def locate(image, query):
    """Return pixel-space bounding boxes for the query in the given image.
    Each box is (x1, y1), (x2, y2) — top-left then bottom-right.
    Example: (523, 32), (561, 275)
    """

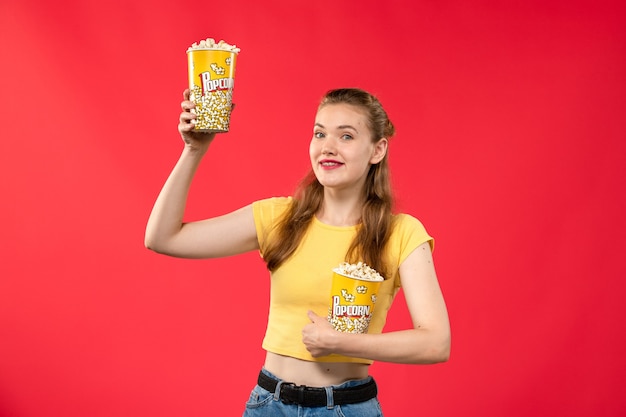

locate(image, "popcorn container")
(328, 270), (383, 334)
(187, 44), (238, 132)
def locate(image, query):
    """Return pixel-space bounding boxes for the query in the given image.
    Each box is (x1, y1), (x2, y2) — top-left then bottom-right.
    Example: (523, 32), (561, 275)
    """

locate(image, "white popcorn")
(187, 38), (240, 53)
(333, 262), (384, 282)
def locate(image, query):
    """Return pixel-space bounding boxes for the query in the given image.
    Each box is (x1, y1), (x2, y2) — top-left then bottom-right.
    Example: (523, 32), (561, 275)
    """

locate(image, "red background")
(1, 0), (625, 416)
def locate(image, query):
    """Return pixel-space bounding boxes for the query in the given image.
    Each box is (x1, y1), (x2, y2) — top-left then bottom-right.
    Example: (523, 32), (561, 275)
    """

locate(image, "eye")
(314, 131), (325, 139)
(341, 133), (353, 140)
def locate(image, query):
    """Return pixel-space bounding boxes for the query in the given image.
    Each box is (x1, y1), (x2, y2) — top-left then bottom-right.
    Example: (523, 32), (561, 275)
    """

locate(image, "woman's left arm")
(302, 242), (451, 364)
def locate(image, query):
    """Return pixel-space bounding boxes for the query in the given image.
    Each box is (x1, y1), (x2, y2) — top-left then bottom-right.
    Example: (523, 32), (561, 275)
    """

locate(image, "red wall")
(1, 0), (625, 416)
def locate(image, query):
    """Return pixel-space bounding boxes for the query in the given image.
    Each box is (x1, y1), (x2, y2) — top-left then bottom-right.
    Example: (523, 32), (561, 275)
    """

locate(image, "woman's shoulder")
(392, 212), (427, 229)
(253, 196), (293, 209)
(391, 212), (434, 250)
(252, 196), (293, 221)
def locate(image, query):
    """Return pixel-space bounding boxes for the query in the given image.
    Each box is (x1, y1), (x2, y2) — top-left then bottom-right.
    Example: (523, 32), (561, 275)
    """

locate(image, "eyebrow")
(314, 123), (358, 133)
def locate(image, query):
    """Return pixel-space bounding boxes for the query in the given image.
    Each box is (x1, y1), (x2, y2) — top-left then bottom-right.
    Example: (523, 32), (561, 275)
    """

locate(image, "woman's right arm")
(144, 89), (259, 259)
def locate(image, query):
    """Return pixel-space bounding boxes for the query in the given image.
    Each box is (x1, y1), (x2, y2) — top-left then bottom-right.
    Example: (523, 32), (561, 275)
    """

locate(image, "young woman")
(145, 88), (450, 416)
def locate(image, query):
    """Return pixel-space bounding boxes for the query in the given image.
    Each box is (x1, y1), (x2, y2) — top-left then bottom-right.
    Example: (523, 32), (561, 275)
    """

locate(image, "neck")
(317, 190), (364, 226)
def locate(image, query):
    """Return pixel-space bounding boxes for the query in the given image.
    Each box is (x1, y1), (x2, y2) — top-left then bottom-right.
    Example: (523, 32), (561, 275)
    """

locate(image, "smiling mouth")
(320, 160), (343, 167)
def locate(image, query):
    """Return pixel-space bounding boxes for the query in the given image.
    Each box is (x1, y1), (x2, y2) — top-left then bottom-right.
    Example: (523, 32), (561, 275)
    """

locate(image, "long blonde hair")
(263, 88), (396, 278)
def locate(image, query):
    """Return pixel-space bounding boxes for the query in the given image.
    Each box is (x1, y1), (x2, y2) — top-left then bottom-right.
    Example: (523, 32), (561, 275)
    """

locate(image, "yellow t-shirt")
(252, 197), (434, 364)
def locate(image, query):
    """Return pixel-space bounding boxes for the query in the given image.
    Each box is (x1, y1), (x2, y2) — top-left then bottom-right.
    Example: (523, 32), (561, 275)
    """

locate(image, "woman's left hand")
(302, 311), (338, 357)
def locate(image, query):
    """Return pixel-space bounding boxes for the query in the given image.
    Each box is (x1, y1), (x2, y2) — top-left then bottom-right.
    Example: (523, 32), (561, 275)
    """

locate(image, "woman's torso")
(263, 351), (370, 386)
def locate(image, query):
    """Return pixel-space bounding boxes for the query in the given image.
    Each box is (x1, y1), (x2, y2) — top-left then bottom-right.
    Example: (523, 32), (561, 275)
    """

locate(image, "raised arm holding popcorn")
(145, 55), (450, 414)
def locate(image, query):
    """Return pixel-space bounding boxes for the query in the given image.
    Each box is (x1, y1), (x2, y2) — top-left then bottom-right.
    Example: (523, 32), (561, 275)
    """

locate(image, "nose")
(321, 137), (337, 156)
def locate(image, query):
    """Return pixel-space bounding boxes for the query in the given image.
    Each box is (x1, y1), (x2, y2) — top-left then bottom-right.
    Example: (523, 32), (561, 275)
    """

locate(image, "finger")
(183, 88), (190, 100)
(180, 111), (196, 124)
(180, 108), (196, 119)
(307, 310), (319, 322)
(181, 100), (196, 112)
(179, 114), (196, 132)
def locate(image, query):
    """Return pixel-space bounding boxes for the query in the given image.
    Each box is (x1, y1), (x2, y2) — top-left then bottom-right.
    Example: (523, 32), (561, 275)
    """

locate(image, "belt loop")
(273, 380), (284, 402)
(324, 386), (334, 409)
(297, 385), (306, 405)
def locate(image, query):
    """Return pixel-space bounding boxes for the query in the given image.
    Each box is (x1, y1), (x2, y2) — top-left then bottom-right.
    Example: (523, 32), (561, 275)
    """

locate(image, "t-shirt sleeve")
(393, 213), (435, 267)
(252, 196), (292, 256)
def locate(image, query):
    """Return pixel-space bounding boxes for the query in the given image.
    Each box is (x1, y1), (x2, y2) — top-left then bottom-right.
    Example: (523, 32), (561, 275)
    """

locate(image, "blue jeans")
(242, 369), (384, 417)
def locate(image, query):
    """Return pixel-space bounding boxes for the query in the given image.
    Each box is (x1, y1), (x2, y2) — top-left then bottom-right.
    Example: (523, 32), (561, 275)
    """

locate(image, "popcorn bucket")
(328, 270), (383, 333)
(187, 42), (238, 132)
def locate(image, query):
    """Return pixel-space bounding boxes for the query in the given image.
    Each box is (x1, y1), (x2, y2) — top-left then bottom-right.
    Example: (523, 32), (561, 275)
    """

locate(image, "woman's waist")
(263, 351), (370, 387)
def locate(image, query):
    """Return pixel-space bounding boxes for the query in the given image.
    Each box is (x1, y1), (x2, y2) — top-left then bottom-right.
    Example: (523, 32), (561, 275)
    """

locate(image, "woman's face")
(310, 103), (387, 193)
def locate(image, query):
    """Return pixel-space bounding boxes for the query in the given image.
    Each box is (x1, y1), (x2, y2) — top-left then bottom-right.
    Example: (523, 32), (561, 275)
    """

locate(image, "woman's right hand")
(178, 89), (216, 151)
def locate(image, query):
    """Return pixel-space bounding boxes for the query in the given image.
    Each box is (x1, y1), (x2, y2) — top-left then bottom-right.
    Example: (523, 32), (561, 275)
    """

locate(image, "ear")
(370, 138), (388, 164)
